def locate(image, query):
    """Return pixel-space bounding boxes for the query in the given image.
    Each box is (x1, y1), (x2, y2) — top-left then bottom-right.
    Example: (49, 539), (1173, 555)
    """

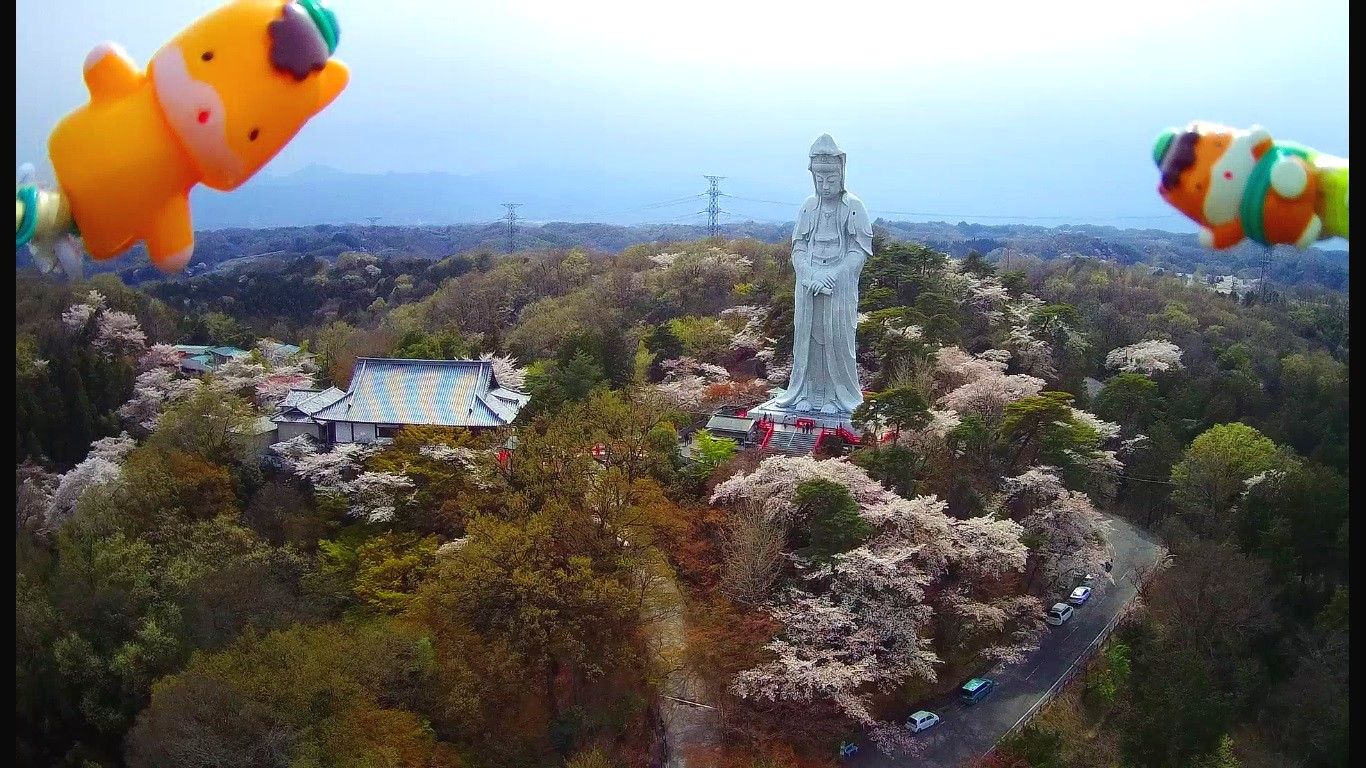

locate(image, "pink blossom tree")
(716, 457), (1040, 750)
(481, 352), (529, 391)
(93, 310), (147, 356)
(999, 468), (1111, 593)
(45, 433), (137, 529)
(1105, 339), (1184, 374)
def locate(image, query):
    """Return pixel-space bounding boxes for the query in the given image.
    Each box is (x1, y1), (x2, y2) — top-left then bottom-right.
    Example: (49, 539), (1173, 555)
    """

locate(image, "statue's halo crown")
(808, 133), (844, 159)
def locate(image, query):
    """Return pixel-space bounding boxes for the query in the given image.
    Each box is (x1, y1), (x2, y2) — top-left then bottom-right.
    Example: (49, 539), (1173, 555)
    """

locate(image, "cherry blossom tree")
(94, 310), (147, 356)
(481, 352), (528, 390)
(716, 457), (1040, 748)
(720, 305), (768, 351)
(287, 441), (374, 496)
(271, 438), (410, 522)
(61, 290), (104, 331)
(118, 368), (203, 435)
(343, 471), (416, 523)
(1105, 339), (1185, 375)
(46, 433), (137, 529)
(137, 343), (183, 372)
(213, 355), (319, 409)
(61, 290), (147, 357)
(999, 468), (1111, 593)
(939, 371), (1046, 420)
(655, 356), (733, 411)
(932, 346), (1007, 394)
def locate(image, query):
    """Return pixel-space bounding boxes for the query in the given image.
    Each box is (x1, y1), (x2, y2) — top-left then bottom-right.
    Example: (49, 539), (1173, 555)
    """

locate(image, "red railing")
(758, 418), (776, 449)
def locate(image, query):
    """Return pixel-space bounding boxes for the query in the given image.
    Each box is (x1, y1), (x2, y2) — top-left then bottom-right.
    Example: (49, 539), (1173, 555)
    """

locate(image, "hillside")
(17, 219), (1350, 292)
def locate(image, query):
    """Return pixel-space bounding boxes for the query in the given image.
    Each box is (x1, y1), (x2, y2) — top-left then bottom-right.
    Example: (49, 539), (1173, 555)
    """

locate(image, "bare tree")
(720, 497), (786, 605)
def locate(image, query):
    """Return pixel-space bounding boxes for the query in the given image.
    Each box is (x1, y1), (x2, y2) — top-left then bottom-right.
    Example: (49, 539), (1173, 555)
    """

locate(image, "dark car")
(960, 677), (995, 705)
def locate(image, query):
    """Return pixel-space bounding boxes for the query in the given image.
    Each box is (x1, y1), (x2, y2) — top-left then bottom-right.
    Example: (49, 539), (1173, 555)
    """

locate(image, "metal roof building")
(271, 359), (529, 445)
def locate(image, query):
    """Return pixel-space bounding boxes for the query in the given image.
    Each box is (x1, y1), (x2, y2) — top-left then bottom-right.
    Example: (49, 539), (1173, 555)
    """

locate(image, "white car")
(906, 710), (940, 733)
(1046, 603), (1074, 626)
(1069, 586), (1093, 606)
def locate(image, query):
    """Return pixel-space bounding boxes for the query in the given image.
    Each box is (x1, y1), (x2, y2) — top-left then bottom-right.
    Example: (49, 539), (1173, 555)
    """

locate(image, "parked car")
(1046, 603), (1075, 626)
(906, 710), (941, 733)
(1069, 586), (1093, 605)
(959, 677), (996, 705)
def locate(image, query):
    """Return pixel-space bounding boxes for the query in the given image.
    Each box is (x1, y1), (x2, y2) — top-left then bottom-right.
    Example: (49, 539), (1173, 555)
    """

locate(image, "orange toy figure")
(17, 0), (347, 275)
(1153, 121), (1348, 250)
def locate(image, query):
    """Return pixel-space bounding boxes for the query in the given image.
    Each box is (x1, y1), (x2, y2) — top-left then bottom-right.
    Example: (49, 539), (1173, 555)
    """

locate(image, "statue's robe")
(774, 191), (871, 413)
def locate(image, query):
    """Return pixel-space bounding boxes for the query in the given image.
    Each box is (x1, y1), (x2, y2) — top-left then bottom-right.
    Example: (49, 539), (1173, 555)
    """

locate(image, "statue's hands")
(820, 273), (836, 292)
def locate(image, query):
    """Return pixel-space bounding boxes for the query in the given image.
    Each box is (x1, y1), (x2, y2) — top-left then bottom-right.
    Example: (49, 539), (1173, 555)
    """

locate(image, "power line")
(500, 203), (521, 253)
(704, 175), (726, 238)
(720, 192), (1185, 223)
(721, 193), (802, 207)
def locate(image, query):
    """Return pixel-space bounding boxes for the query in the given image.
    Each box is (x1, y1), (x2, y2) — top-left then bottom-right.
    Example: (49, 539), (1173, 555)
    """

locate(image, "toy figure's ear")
(315, 59), (348, 111)
(1248, 125), (1272, 158)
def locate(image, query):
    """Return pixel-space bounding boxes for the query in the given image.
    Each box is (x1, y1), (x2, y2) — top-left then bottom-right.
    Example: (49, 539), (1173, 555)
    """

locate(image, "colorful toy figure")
(1153, 121), (1348, 250)
(15, 0), (348, 276)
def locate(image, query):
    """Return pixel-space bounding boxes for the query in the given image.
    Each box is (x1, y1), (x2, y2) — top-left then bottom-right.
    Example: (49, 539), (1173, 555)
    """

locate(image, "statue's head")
(808, 134), (846, 202)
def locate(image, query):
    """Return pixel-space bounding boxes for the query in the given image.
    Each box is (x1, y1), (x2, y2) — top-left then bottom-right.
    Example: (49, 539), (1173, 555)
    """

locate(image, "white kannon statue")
(773, 134), (871, 415)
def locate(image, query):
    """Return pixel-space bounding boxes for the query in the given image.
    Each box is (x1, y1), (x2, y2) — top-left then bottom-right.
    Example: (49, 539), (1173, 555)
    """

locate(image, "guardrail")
(984, 549), (1171, 758)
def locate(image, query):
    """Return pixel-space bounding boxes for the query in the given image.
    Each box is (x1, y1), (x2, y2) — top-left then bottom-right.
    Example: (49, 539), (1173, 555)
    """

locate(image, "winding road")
(844, 513), (1166, 768)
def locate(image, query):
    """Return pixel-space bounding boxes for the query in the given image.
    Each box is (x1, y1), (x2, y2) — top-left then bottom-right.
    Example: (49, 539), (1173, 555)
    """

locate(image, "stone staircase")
(764, 427), (819, 456)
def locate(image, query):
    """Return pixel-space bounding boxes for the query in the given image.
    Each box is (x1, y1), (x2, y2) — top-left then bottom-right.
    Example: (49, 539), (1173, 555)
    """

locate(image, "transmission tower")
(703, 176), (725, 238)
(1259, 246), (1273, 303)
(501, 203), (521, 253)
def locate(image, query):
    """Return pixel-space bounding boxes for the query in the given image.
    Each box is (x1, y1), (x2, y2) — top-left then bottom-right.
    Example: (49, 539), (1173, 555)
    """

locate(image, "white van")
(1046, 603), (1074, 626)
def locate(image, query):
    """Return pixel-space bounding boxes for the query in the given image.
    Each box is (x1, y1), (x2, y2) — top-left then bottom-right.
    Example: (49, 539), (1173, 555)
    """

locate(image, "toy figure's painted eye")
(1223, 171), (1232, 180)
(202, 51), (214, 61)
(249, 128), (260, 141)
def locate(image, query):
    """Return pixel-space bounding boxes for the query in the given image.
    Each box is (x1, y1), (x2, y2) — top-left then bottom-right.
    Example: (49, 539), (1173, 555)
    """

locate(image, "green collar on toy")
(16, 185), (39, 248)
(1240, 142), (1310, 247)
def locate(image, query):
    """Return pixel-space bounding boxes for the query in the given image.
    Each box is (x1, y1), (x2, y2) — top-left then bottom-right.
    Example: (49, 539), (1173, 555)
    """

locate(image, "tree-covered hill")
(19, 219), (1347, 292)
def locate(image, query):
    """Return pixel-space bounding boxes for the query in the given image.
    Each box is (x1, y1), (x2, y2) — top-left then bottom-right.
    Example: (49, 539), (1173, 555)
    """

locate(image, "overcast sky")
(15, 0), (1350, 232)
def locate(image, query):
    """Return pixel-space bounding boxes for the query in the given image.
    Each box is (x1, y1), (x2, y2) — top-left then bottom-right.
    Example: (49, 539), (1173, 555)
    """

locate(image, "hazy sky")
(15, 0), (1350, 232)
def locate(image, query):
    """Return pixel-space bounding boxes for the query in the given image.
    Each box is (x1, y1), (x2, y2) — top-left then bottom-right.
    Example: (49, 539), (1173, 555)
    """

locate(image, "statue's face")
(812, 162), (842, 200)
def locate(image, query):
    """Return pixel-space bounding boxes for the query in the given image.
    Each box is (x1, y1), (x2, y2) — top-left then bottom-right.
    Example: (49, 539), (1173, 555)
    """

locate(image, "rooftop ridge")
(352, 357), (491, 366)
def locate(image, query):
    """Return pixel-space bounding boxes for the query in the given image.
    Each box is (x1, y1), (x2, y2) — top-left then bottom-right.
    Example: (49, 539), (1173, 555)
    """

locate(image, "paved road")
(844, 513), (1165, 768)
(649, 554), (720, 767)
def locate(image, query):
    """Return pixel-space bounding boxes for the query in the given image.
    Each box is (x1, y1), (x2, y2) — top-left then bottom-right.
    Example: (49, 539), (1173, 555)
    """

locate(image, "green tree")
(1236, 459), (1348, 618)
(686, 429), (737, 485)
(525, 352), (607, 417)
(1170, 423), (1278, 537)
(852, 386), (930, 439)
(421, 513), (641, 726)
(794, 479), (870, 562)
(669, 316), (733, 363)
(999, 391), (1100, 477)
(961, 250), (994, 278)
(849, 443), (921, 498)
(391, 327), (471, 360)
(316, 527), (440, 614)
(145, 386), (258, 467)
(1092, 372), (1162, 431)
(125, 621), (458, 768)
